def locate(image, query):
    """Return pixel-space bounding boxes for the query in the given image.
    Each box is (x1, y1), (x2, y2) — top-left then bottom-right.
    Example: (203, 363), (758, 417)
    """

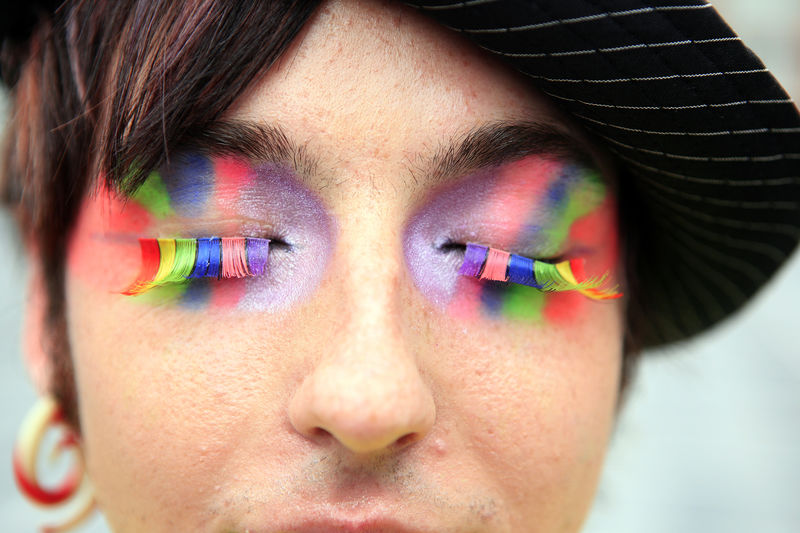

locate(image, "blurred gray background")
(1, 1), (798, 531)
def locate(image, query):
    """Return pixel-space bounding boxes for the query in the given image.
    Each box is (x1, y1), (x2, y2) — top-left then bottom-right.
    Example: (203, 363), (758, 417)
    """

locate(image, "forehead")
(226, 0), (577, 176)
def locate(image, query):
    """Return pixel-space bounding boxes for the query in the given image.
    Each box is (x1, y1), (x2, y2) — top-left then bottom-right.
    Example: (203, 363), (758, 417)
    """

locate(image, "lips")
(235, 498), (451, 533)
(243, 511), (429, 533)
(259, 517), (424, 533)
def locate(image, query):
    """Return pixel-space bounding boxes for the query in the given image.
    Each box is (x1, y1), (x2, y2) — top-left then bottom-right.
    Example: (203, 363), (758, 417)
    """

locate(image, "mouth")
(221, 459), (499, 533)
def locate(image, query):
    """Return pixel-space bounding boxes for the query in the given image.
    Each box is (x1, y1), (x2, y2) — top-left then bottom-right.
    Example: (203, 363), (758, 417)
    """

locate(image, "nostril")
(393, 432), (420, 449)
(309, 426), (334, 442)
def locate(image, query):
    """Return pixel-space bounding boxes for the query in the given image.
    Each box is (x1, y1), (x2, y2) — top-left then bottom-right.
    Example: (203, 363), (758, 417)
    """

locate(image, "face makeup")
(59, 3), (626, 530)
(160, 153), (215, 216)
(403, 154), (618, 323)
(67, 153), (335, 312)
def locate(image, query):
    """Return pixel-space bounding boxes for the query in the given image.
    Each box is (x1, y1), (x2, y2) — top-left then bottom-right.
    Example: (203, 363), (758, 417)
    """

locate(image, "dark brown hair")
(2, 0), (641, 428)
(1, 0), (322, 427)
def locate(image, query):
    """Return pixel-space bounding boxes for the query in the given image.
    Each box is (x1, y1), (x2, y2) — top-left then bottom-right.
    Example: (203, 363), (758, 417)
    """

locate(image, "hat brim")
(412, 0), (800, 347)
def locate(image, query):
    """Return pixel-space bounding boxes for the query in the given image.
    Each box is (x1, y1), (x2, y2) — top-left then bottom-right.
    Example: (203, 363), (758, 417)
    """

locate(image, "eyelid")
(458, 242), (621, 300)
(157, 217), (283, 240)
(122, 237), (270, 296)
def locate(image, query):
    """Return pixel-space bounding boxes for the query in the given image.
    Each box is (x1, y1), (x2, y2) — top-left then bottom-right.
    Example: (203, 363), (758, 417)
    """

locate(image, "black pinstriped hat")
(410, 0), (800, 347)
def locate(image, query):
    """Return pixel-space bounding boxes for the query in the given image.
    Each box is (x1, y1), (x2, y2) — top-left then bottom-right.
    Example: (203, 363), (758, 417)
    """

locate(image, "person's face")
(51, 0), (623, 531)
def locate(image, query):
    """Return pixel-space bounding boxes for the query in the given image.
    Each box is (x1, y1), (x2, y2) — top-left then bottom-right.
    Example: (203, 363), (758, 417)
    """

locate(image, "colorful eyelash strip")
(458, 243), (621, 300)
(123, 237), (270, 295)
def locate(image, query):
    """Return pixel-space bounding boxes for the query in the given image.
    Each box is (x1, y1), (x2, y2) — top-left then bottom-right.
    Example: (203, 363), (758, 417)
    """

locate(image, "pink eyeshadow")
(209, 278), (247, 309)
(484, 157), (561, 248)
(447, 277), (484, 320)
(214, 156), (254, 215)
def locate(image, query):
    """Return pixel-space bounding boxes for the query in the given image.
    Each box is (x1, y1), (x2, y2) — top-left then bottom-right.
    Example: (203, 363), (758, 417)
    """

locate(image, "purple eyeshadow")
(403, 168), (498, 307)
(235, 163), (335, 312)
(137, 154), (334, 312)
(403, 158), (593, 311)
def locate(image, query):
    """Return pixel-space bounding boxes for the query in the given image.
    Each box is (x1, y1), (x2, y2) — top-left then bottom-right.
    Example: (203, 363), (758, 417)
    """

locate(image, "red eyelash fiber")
(121, 239), (160, 295)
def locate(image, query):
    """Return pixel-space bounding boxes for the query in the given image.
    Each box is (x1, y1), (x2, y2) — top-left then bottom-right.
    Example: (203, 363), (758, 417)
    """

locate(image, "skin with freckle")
(57, 1), (622, 531)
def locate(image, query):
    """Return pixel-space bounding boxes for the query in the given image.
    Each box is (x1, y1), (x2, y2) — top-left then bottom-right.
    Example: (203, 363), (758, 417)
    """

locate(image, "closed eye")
(122, 237), (272, 296)
(438, 239), (564, 264)
(457, 242), (621, 300)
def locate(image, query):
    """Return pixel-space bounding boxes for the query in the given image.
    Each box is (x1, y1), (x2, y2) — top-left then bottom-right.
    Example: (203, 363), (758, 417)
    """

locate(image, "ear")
(23, 263), (54, 396)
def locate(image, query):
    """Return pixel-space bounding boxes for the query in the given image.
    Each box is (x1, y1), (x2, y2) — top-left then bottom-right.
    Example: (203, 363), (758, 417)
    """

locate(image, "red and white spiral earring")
(13, 397), (96, 533)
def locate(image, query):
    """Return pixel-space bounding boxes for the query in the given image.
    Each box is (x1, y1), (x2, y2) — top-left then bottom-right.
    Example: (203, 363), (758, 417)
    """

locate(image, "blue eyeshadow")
(180, 279), (211, 309)
(479, 282), (506, 316)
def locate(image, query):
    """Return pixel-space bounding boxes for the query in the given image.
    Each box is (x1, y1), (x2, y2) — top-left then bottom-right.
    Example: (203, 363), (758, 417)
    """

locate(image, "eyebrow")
(177, 121), (320, 178)
(177, 119), (595, 186)
(419, 121), (597, 184)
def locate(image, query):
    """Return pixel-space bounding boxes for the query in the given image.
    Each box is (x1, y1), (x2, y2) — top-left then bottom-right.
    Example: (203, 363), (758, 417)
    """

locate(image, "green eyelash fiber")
(159, 238), (197, 284)
(533, 261), (565, 291)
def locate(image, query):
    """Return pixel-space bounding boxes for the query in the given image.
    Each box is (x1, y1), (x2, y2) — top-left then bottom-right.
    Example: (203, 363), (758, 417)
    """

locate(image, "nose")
(288, 248), (436, 455)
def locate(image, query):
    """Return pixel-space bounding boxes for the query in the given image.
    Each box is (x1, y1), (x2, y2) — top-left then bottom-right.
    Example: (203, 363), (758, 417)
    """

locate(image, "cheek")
(65, 278), (304, 525)
(425, 298), (622, 528)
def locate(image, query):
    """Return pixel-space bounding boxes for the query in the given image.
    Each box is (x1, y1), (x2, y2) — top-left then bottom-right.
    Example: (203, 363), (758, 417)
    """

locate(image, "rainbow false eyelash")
(123, 237), (270, 296)
(458, 243), (621, 300)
